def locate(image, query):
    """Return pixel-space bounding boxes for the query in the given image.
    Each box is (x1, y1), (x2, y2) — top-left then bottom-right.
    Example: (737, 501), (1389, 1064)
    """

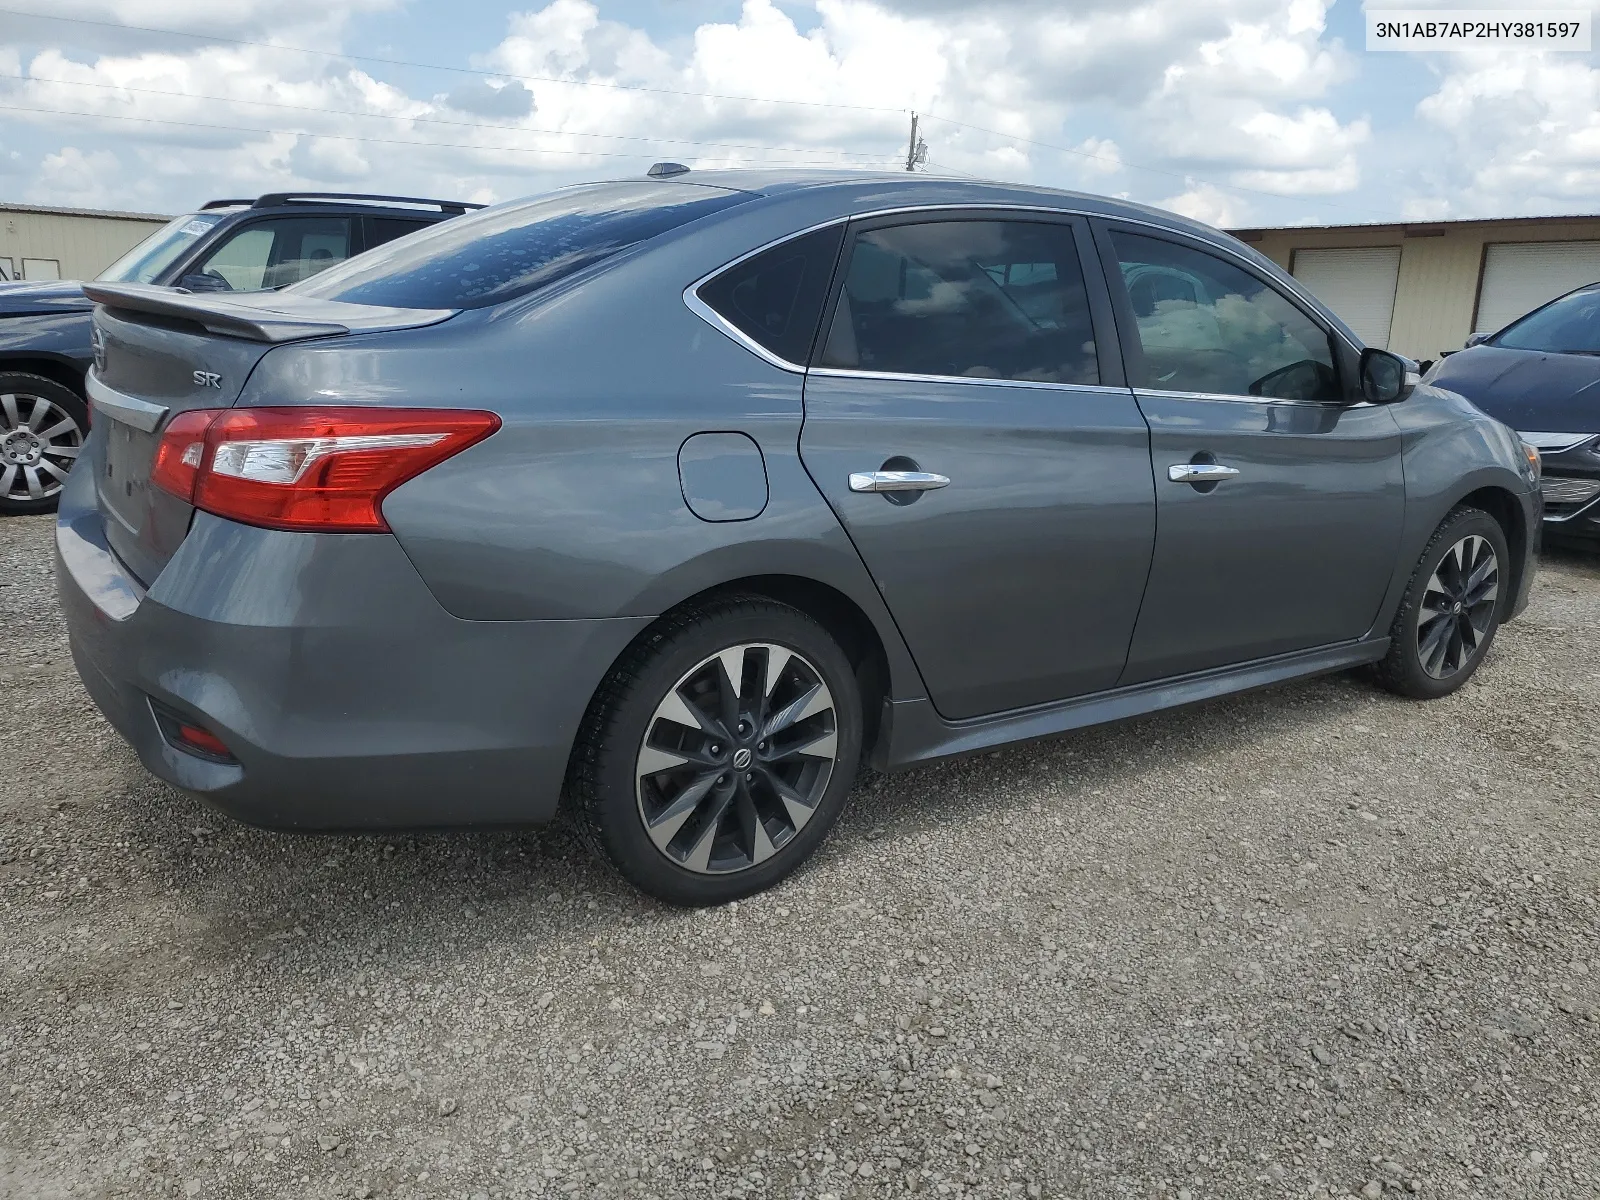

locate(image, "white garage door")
(1476, 241), (1600, 335)
(1291, 246), (1401, 349)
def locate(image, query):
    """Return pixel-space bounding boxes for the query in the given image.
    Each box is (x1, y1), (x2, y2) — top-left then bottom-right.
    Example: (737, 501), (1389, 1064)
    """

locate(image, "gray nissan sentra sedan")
(56, 169), (1540, 905)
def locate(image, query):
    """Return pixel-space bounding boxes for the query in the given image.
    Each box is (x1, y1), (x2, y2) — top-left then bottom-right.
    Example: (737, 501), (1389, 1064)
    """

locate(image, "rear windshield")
(290, 182), (752, 310)
(1493, 283), (1600, 355)
(97, 212), (227, 285)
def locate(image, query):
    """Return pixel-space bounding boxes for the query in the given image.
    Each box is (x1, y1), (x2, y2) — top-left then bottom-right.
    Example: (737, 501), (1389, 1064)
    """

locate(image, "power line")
(920, 160), (984, 181)
(917, 112), (1404, 220)
(0, 71), (896, 160)
(0, 101), (903, 169)
(0, 6), (911, 115)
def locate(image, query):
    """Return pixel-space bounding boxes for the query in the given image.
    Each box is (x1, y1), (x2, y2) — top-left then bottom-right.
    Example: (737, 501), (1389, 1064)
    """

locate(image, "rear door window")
(696, 225), (845, 366)
(817, 219), (1100, 384)
(292, 183), (752, 310)
(366, 217), (437, 251)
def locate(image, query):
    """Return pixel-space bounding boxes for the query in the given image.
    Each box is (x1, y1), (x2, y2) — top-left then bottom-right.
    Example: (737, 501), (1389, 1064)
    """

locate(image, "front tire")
(1374, 506), (1508, 699)
(569, 596), (863, 906)
(0, 372), (88, 515)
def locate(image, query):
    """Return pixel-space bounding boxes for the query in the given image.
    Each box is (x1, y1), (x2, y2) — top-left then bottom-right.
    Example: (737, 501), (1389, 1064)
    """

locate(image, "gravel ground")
(1, 511), (1597, 1200)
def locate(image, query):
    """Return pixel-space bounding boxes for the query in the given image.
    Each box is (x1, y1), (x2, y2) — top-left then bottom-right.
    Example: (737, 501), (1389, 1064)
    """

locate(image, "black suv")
(0, 192), (480, 513)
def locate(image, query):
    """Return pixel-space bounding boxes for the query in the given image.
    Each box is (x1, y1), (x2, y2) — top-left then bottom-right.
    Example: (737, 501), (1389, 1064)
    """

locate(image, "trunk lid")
(82, 283), (454, 585)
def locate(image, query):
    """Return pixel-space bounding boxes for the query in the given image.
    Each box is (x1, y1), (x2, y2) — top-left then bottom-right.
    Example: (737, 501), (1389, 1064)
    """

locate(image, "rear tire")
(0, 372), (88, 515)
(569, 595), (862, 906)
(1374, 506), (1507, 699)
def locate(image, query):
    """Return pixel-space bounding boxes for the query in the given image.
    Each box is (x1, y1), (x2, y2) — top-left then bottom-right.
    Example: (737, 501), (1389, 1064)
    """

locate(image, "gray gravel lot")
(1, 511), (1597, 1200)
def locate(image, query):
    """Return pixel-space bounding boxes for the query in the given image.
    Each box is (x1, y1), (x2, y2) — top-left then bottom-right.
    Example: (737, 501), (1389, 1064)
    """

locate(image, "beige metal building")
(0, 202), (171, 284)
(1230, 215), (1600, 362)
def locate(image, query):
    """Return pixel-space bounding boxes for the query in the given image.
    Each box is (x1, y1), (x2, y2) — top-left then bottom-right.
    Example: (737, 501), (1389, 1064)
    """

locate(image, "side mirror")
(1464, 332), (1490, 349)
(1359, 347), (1415, 405)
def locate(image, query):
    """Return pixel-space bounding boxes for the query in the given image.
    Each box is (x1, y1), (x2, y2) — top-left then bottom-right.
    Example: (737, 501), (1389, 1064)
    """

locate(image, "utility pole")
(904, 112), (927, 172)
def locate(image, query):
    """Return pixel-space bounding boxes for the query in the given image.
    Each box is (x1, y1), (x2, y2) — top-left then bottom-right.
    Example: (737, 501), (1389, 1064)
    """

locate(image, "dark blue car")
(0, 192), (478, 514)
(1426, 282), (1600, 543)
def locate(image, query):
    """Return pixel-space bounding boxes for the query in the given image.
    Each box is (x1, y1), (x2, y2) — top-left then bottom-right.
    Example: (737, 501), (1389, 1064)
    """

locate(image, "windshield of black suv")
(97, 212), (228, 284)
(290, 182), (752, 310)
(1493, 283), (1600, 355)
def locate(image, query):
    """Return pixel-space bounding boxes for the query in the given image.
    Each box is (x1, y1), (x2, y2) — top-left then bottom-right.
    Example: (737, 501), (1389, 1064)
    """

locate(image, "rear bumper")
(55, 469), (649, 831)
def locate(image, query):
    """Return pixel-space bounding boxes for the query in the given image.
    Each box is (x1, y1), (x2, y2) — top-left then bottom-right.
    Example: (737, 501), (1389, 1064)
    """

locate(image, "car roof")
(604, 168), (1348, 348)
(627, 169), (1230, 244)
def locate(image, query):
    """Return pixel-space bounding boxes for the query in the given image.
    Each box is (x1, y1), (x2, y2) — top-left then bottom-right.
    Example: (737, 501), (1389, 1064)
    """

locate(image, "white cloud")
(1072, 137), (1123, 175)
(0, 0), (1574, 227)
(1159, 182), (1249, 227)
(1411, 54), (1600, 217)
(28, 146), (124, 208)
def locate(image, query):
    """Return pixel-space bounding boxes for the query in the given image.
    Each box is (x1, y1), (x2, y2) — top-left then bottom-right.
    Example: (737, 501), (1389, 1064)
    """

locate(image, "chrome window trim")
(1133, 386), (1371, 410)
(809, 366), (1128, 395)
(682, 200), (1359, 379)
(85, 371), (170, 432)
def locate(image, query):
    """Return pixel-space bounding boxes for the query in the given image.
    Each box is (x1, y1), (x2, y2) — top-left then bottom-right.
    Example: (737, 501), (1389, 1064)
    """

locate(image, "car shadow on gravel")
(68, 663), (1391, 970)
(1539, 543), (1600, 576)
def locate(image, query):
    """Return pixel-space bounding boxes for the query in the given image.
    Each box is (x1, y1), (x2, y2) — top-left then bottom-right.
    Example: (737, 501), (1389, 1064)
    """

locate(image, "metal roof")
(1228, 213), (1600, 236)
(0, 200), (172, 222)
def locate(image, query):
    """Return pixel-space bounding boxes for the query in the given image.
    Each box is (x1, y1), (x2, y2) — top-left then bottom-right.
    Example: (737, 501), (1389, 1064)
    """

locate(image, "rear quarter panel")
(236, 199), (929, 701)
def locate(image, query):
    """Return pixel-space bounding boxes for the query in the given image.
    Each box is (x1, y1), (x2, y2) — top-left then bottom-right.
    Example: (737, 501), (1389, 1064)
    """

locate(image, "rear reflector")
(150, 700), (238, 764)
(176, 723), (234, 761)
(151, 406), (499, 532)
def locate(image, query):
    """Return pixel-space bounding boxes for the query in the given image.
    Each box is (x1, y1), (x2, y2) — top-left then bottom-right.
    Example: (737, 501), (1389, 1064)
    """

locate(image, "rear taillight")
(151, 407), (499, 532)
(150, 409), (223, 500)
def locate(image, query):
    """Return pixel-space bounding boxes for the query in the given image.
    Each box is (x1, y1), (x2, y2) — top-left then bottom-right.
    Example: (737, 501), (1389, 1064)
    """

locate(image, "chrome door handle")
(849, 470), (951, 493)
(1167, 463), (1241, 483)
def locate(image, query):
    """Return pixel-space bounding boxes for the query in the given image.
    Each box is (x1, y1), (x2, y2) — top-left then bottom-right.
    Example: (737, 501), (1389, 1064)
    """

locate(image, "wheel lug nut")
(744, 772), (753, 782)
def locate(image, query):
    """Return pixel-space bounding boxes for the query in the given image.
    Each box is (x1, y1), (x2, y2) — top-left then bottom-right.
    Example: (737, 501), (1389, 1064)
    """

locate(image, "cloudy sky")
(0, 0), (1594, 228)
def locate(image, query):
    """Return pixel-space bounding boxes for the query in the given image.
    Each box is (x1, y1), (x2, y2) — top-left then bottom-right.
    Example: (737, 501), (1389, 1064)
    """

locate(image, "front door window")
(1111, 231), (1340, 402)
(189, 217), (354, 292)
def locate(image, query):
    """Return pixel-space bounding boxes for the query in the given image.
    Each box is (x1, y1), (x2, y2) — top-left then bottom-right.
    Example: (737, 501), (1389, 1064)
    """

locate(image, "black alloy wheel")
(636, 642), (839, 874)
(1416, 533), (1499, 680)
(1375, 506), (1509, 699)
(570, 595), (862, 905)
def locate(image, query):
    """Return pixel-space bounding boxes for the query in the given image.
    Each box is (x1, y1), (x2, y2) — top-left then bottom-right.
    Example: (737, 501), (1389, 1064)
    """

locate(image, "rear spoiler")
(80, 282), (453, 344)
(82, 282), (349, 343)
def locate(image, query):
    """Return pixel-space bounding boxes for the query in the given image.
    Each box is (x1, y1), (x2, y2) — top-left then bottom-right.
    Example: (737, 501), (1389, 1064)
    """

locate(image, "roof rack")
(200, 199), (254, 210)
(250, 192), (486, 215)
